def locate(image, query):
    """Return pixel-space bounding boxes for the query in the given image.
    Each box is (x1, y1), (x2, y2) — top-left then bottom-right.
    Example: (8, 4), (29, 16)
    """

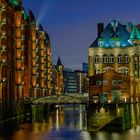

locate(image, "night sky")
(22, 0), (140, 70)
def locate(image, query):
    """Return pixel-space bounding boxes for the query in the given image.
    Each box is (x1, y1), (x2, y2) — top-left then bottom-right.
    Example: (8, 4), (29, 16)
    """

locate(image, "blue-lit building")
(82, 62), (88, 73)
(63, 68), (77, 93)
(88, 19), (140, 103)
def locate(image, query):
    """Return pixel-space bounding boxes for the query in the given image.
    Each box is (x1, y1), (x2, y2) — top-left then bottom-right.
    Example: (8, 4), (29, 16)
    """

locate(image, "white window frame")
(109, 54), (114, 63)
(103, 55), (108, 63)
(124, 55), (129, 63)
(118, 55), (122, 63)
(94, 55), (100, 63)
(96, 80), (101, 86)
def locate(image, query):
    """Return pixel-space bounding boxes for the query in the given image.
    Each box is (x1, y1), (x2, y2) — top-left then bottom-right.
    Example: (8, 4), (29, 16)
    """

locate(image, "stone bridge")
(30, 94), (88, 105)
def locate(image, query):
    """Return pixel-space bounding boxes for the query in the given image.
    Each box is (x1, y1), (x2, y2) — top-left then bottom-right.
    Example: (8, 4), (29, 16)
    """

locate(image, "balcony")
(0, 45), (6, 53)
(0, 4), (6, 12)
(21, 56), (25, 61)
(0, 32), (6, 40)
(21, 35), (25, 41)
(21, 24), (25, 30)
(2, 77), (7, 86)
(22, 67), (25, 71)
(0, 18), (6, 27)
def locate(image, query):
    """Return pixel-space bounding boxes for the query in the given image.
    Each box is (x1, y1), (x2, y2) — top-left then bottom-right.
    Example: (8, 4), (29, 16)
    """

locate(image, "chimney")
(97, 23), (104, 37)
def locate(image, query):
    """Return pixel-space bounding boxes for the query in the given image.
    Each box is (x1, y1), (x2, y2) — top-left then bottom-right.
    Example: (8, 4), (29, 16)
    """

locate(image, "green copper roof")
(22, 10), (28, 20)
(110, 37), (121, 41)
(10, 0), (19, 6)
(130, 25), (140, 39)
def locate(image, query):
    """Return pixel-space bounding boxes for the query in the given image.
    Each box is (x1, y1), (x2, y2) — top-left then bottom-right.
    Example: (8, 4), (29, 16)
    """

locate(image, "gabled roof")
(89, 37), (99, 48)
(90, 20), (132, 48)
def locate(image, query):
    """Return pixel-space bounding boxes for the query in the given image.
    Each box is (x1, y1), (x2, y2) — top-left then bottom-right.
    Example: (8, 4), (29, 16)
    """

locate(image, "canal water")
(0, 103), (140, 140)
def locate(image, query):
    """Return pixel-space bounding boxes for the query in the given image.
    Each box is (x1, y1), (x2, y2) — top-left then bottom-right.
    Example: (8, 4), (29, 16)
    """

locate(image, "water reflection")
(0, 103), (140, 140)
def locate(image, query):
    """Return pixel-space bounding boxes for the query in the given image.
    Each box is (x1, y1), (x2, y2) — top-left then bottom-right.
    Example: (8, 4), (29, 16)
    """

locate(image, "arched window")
(103, 67), (114, 73)
(124, 54), (129, 63)
(109, 54), (114, 63)
(118, 54), (122, 63)
(94, 55), (100, 63)
(117, 66), (129, 75)
(102, 54), (108, 63)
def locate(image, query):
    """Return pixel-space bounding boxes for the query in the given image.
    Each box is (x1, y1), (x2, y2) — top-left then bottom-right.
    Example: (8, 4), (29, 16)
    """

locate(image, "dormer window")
(98, 41), (104, 47)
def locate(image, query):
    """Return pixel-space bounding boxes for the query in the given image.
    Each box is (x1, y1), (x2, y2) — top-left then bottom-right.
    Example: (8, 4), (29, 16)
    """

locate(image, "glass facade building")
(63, 68), (77, 93)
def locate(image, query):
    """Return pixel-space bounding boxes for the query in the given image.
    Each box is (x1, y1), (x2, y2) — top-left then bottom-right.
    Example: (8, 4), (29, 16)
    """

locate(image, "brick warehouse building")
(0, 0), (51, 119)
(88, 20), (140, 103)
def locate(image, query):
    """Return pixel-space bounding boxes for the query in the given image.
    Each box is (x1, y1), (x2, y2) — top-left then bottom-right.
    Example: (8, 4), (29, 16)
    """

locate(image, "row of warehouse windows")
(94, 54), (130, 64)
(96, 80), (123, 86)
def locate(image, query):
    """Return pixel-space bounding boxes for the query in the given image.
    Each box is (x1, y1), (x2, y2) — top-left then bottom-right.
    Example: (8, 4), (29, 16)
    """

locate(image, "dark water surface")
(0, 104), (140, 140)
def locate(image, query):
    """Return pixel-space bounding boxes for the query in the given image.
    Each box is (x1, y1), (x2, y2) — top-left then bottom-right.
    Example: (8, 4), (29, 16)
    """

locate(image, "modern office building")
(74, 70), (88, 94)
(63, 68), (77, 94)
(82, 62), (88, 73)
(88, 20), (140, 103)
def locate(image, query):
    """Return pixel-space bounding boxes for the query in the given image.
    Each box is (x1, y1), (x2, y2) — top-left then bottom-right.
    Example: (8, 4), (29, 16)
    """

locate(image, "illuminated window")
(102, 80), (108, 85)
(98, 41), (104, 47)
(102, 54), (108, 63)
(103, 67), (114, 73)
(109, 54), (114, 63)
(118, 54), (122, 63)
(112, 80), (122, 85)
(117, 67), (129, 75)
(124, 55), (129, 63)
(115, 41), (120, 47)
(96, 81), (101, 86)
(94, 55), (100, 63)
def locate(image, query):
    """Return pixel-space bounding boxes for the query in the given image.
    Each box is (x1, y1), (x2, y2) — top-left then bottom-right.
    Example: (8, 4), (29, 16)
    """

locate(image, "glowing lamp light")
(2, 45), (6, 52)
(108, 100), (111, 103)
(17, 61), (22, 69)
(22, 67), (25, 71)
(124, 98), (127, 103)
(2, 77), (6, 83)
(2, 58), (6, 64)
(17, 50), (21, 58)
(22, 82), (25, 86)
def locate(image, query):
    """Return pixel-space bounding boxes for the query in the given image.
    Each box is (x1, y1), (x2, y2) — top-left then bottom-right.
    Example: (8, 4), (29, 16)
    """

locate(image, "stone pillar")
(88, 56), (94, 77)
(129, 55), (134, 77)
(99, 57), (103, 73)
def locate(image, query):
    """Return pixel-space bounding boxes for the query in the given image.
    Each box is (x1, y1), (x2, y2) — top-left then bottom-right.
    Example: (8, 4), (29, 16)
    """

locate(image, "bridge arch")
(31, 95), (84, 104)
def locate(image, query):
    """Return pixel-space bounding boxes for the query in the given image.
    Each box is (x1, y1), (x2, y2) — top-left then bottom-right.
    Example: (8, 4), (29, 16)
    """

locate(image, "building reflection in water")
(88, 103), (140, 132)
(0, 104), (140, 140)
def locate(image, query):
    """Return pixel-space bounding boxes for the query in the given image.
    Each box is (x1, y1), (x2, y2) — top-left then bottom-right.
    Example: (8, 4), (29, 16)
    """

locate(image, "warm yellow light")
(17, 61), (22, 69)
(16, 50), (21, 58)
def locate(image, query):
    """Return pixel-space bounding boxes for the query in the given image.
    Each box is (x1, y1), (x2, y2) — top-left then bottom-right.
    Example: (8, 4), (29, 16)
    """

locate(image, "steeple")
(57, 57), (63, 67)
(130, 24), (140, 40)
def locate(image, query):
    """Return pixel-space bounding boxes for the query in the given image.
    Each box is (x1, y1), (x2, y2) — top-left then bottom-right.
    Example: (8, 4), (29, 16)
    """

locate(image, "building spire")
(130, 24), (140, 40)
(57, 56), (63, 67)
